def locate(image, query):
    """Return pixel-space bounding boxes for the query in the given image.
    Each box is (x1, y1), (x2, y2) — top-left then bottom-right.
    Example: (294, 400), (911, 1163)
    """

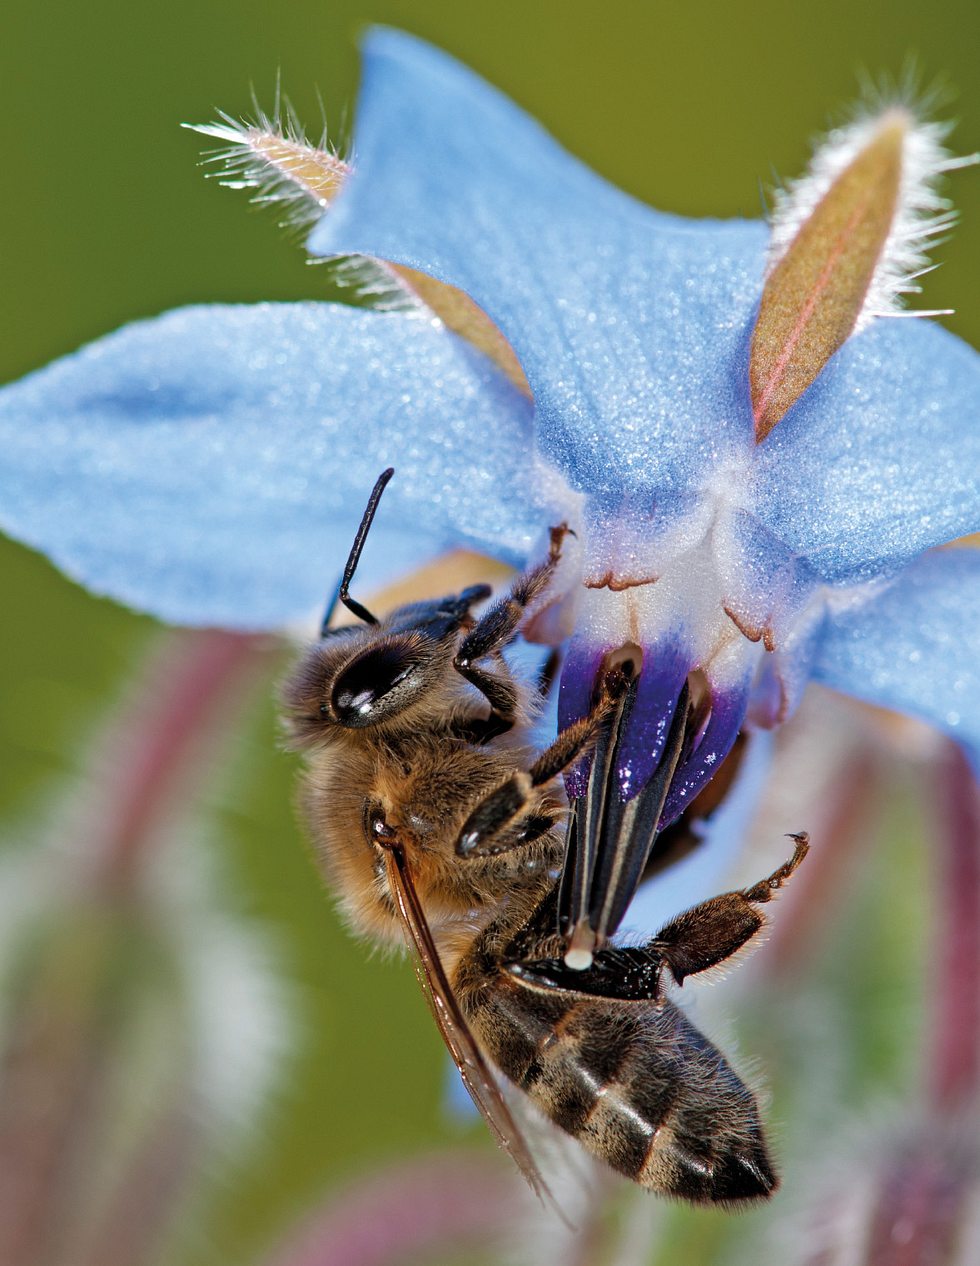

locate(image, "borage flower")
(1, 31), (978, 878)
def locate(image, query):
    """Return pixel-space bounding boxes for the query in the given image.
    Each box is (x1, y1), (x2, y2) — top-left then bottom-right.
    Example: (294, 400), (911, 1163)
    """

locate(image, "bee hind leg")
(653, 831), (809, 986)
(508, 833), (810, 999)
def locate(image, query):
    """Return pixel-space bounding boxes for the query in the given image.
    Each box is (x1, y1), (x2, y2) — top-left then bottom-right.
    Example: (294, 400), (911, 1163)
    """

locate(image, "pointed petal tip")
(192, 82), (529, 391)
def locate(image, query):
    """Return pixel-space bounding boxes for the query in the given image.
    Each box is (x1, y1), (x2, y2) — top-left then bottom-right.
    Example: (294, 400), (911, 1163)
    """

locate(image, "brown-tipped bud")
(190, 115), (350, 222)
(751, 112), (906, 441)
(750, 106), (965, 442)
(242, 130), (348, 205)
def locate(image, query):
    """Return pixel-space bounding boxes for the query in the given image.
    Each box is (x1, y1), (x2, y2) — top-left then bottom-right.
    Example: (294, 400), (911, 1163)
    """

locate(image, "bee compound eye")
(332, 643), (420, 726)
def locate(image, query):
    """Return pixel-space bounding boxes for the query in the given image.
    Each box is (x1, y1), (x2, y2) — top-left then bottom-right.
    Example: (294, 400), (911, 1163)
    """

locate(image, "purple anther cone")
(662, 677), (752, 825)
(618, 645), (692, 803)
(559, 638), (749, 829)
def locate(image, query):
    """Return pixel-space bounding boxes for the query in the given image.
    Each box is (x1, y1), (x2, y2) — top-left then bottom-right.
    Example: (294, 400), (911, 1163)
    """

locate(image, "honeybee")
(283, 469), (808, 1205)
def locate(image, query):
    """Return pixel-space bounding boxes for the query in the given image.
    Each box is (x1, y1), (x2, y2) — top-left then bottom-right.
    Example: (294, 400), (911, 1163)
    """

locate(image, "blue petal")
(310, 29), (769, 505)
(753, 319), (980, 583)
(721, 510), (821, 647)
(0, 303), (565, 628)
(813, 548), (980, 764)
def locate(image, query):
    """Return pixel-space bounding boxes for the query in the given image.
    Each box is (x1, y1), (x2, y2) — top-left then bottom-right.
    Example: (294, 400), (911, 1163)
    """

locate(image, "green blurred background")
(2, 1), (978, 1262)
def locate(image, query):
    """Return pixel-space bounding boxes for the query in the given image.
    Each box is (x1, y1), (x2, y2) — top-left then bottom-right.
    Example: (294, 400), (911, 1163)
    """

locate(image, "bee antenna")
(320, 467), (395, 636)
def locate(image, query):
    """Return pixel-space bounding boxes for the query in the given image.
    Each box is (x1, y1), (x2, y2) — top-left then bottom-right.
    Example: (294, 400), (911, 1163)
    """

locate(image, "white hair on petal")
(767, 95), (977, 331)
(184, 95), (422, 311)
(185, 84), (344, 229)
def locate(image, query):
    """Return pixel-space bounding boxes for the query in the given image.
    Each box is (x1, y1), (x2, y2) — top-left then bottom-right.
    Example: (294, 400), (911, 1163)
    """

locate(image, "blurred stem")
(761, 750), (880, 981)
(0, 920), (118, 1266)
(863, 1141), (969, 1266)
(77, 1098), (198, 1266)
(92, 627), (272, 888)
(0, 627), (275, 1266)
(262, 1151), (523, 1266)
(607, 1193), (659, 1266)
(930, 742), (980, 1112)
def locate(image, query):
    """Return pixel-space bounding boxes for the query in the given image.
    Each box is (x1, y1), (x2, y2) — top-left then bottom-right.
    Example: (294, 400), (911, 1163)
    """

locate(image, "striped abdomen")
(464, 973), (776, 1203)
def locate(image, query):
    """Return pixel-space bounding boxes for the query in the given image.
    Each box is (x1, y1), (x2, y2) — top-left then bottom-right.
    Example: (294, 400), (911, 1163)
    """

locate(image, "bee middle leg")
(455, 665), (631, 859)
(507, 833), (810, 1000)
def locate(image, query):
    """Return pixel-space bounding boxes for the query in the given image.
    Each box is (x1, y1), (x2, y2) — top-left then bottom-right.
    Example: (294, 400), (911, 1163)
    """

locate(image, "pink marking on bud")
(751, 113), (907, 441)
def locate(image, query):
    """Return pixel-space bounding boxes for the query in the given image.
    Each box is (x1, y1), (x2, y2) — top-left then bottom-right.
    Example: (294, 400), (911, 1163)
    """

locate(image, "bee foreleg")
(454, 762), (570, 858)
(453, 524), (570, 725)
(525, 695), (624, 788)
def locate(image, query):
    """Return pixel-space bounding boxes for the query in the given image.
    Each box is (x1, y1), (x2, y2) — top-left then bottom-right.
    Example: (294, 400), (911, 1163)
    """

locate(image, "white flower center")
(575, 470), (765, 692)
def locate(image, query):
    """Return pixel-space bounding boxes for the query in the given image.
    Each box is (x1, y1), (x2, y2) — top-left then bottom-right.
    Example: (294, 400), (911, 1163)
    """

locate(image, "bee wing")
(382, 844), (552, 1203)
